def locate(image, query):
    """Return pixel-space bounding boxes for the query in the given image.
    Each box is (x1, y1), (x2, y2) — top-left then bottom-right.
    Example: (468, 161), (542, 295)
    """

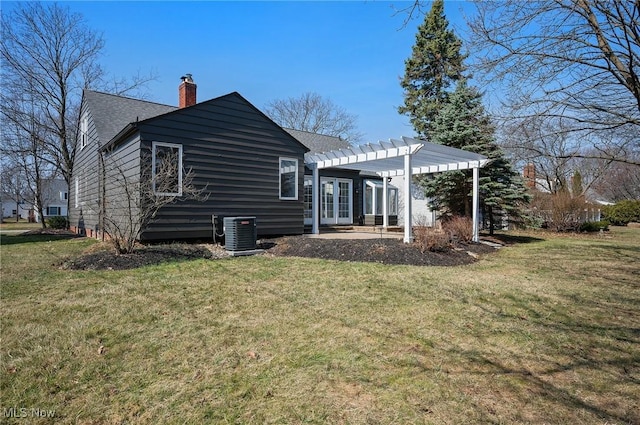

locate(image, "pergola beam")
(304, 137), (489, 243)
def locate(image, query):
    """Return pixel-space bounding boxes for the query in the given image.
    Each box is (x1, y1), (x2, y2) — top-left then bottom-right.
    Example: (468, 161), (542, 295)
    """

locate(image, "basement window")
(152, 142), (183, 196)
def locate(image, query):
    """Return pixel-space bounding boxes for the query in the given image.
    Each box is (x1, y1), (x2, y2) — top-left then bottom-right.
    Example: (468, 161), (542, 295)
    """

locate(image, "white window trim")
(364, 179), (398, 216)
(80, 115), (88, 150)
(74, 176), (79, 208)
(47, 206), (61, 216)
(152, 141), (183, 196)
(303, 176), (313, 225)
(319, 177), (353, 225)
(279, 157), (299, 200)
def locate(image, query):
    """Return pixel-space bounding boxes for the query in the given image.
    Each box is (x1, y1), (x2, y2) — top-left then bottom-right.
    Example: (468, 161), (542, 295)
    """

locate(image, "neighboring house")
(523, 163), (557, 193)
(34, 178), (69, 222)
(523, 163), (604, 222)
(70, 77), (309, 240)
(1, 191), (32, 220)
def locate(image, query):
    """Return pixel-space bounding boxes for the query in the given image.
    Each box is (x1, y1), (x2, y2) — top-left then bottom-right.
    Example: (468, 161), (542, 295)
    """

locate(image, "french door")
(303, 177), (353, 226)
(321, 178), (352, 225)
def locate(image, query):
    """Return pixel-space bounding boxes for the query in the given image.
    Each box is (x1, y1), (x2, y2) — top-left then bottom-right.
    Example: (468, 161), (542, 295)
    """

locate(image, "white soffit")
(305, 136), (489, 176)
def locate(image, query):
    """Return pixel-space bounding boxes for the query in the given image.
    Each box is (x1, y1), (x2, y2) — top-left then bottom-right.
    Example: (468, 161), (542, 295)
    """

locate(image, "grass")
(0, 220), (41, 231)
(1, 228), (639, 424)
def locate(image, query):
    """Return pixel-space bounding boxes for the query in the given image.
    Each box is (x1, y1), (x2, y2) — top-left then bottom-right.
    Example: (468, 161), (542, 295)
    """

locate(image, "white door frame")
(320, 177), (352, 225)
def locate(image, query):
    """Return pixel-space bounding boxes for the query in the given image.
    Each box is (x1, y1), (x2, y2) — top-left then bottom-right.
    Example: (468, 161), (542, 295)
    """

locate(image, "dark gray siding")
(69, 102), (101, 235)
(102, 136), (142, 237)
(137, 93), (307, 240)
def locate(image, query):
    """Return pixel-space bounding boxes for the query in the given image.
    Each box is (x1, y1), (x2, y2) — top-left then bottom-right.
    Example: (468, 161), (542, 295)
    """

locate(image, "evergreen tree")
(420, 80), (531, 234)
(571, 170), (584, 197)
(398, 0), (465, 138)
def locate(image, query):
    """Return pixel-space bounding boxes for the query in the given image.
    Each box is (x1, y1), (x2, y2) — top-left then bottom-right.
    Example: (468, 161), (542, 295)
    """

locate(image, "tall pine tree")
(420, 79), (531, 234)
(398, 0), (465, 138)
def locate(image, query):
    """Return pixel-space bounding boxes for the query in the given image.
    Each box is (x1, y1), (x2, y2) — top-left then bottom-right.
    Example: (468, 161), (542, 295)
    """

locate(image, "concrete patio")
(303, 226), (404, 240)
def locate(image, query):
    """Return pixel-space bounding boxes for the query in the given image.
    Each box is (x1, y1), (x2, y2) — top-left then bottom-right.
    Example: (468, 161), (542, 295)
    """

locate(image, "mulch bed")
(264, 236), (497, 266)
(16, 228), (502, 270)
(62, 244), (224, 271)
(58, 235), (499, 271)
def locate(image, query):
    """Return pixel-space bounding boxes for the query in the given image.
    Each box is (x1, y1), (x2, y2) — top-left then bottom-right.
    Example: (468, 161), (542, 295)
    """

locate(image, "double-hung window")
(47, 206), (61, 216)
(152, 142), (183, 196)
(279, 157), (298, 200)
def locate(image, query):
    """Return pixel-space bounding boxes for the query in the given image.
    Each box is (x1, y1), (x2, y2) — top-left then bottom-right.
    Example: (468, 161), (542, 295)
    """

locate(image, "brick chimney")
(523, 163), (536, 189)
(179, 74), (196, 108)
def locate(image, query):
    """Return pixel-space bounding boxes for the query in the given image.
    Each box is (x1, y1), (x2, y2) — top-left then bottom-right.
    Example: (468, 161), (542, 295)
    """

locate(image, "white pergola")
(305, 136), (489, 243)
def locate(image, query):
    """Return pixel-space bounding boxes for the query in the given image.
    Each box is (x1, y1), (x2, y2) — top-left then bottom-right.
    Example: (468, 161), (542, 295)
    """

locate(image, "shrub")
(442, 216), (473, 243)
(602, 200), (640, 226)
(528, 190), (585, 232)
(414, 226), (451, 253)
(46, 215), (69, 229)
(579, 221), (609, 232)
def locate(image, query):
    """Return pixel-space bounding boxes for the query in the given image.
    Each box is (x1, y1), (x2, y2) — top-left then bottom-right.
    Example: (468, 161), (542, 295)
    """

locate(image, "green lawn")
(0, 220), (41, 231)
(1, 228), (639, 424)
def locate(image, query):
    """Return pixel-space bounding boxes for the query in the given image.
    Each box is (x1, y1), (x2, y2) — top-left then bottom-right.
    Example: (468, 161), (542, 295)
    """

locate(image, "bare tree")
(1, 2), (104, 188)
(0, 78), (58, 227)
(0, 159), (31, 223)
(264, 92), (364, 143)
(467, 0), (640, 166)
(98, 148), (208, 254)
(1, 2), (155, 197)
(590, 154), (640, 201)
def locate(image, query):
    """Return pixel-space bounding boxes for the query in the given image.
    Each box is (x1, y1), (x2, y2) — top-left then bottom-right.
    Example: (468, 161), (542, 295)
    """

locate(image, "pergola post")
(312, 165), (320, 235)
(403, 153), (412, 243)
(472, 166), (479, 242)
(382, 177), (389, 228)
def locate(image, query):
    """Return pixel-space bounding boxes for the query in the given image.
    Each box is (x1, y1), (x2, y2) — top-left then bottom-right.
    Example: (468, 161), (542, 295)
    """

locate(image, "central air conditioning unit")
(223, 216), (257, 253)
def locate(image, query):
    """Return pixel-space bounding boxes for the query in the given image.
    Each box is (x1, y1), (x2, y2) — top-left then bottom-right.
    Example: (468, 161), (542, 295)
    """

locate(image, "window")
(47, 206), (61, 216)
(364, 179), (398, 215)
(152, 142), (183, 196)
(74, 176), (79, 208)
(80, 114), (88, 149)
(304, 177), (313, 220)
(279, 157), (298, 200)
(60, 191), (68, 201)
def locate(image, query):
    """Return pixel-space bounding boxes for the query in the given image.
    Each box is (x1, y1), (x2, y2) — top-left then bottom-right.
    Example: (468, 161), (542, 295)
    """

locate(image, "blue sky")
(7, 1), (477, 142)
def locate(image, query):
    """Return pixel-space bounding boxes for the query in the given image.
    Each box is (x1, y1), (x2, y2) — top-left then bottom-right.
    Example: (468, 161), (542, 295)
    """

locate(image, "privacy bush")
(527, 190), (585, 232)
(602, 200), (640, 226)
(579, 220), (609, 232)
(46, 215), (69, 229)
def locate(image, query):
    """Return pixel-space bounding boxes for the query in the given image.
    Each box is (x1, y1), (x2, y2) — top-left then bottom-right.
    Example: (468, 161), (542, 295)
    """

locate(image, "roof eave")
(100, 123), (139, 152)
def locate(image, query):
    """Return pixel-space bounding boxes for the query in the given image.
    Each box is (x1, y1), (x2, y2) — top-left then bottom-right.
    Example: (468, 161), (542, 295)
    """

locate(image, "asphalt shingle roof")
(283, 128), (350, 154)
(84, 90), (350, 154)
(83, 90), (177, 145)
